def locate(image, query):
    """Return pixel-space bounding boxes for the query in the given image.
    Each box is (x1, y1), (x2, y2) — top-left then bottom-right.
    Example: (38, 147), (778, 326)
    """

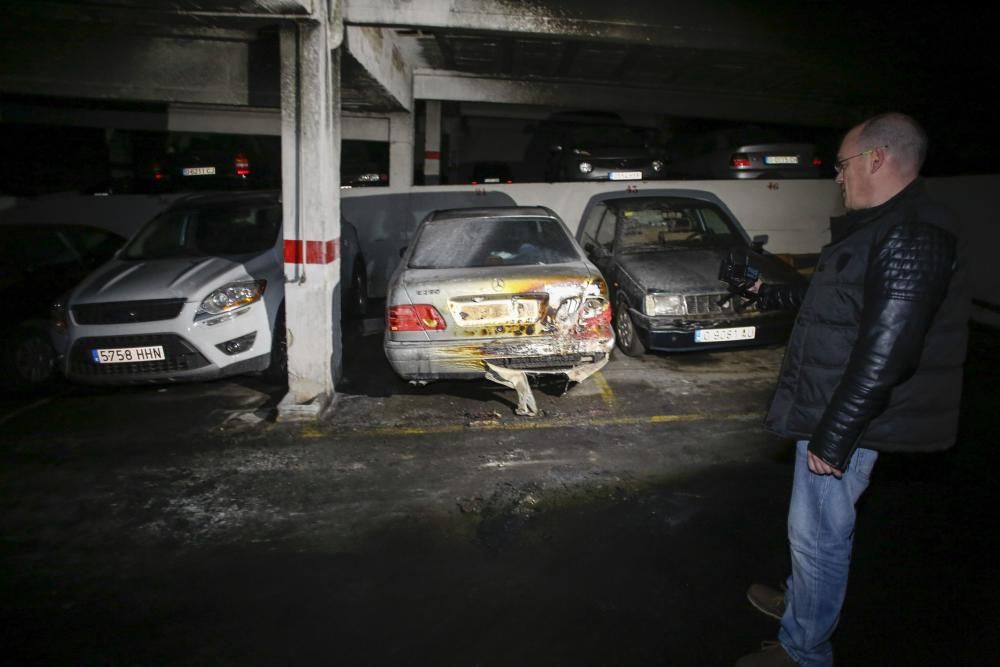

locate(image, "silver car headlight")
(196, 279), (266, 321)
(652, 159), (664, 172)
(644, 293), (687, 316)
(578, 161), (594, 174)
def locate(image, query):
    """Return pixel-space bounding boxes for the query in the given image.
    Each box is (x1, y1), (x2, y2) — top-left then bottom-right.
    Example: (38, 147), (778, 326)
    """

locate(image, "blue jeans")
(778, 440), (879, 666)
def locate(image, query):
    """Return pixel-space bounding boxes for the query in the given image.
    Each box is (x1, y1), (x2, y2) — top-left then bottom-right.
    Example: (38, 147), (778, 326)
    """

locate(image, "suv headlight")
(644, 293), (686, 316)
(50, 297), (68, 333)
(196, 280), (266, 323)
(578, 161), (594, 174)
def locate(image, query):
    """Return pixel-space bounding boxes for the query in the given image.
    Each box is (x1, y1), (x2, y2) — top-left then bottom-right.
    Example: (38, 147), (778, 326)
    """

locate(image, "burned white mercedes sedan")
(383, 206), (614, 415)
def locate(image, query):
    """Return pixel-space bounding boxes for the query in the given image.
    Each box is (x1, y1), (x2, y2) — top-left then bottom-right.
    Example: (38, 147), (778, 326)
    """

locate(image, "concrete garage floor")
(1, 322), (998, 666)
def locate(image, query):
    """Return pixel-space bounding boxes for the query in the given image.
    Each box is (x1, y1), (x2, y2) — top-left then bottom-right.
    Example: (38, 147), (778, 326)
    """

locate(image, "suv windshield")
(410, 217), (580, 269)
(612, 198), (744, 252)
(563, 125), (649, 149)
(122, 203), (281, 260)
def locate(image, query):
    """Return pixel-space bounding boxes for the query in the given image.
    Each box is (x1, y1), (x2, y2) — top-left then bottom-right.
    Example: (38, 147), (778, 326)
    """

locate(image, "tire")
(2, 327), (57, 393)
(345, 260), (368, 319)
(615, 299), (647, 357)
(263, 307), (288, 385)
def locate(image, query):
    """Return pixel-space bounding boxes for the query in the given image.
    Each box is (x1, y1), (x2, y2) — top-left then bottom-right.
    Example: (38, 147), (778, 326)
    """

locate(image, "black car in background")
(471, 161), (513, 184)
(0, 192), (182, 391)
(146, 133), (281, 191)
(526, 111), (669, 183)
(0, 223), (126, 391)
(341, 140), (389, 188)
(576, 189), (805, 355)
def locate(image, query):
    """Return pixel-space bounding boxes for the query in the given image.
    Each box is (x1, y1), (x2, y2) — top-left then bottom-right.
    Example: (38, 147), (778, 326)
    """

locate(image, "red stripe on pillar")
(283, 239), (340, 264)
(283, 239), (302, 264)
(424, 150), (441, 160)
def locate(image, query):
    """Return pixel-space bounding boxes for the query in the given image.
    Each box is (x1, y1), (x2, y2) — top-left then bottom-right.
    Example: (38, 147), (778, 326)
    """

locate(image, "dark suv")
(0, 223), (126, 391)
(526, 111), (669, 183)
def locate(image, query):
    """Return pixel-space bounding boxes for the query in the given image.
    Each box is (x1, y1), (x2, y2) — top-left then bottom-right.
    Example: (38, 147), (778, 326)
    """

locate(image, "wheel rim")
(616, 303), (633, 349)
(14, 336), (55, 384)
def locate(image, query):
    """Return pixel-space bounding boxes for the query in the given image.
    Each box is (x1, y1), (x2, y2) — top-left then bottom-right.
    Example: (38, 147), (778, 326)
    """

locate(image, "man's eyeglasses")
(834, 145), (889, 173)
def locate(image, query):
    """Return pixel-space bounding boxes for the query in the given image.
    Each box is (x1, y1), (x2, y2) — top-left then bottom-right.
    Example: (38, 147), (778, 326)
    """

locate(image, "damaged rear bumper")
(383, 336), (613, 382)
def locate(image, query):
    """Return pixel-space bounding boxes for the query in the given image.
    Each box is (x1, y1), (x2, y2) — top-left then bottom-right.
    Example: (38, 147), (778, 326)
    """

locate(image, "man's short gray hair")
(859, 112), (928, 173)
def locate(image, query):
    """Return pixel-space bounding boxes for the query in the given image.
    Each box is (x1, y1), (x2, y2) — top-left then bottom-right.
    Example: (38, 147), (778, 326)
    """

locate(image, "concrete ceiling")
(2, 1), (992, 136)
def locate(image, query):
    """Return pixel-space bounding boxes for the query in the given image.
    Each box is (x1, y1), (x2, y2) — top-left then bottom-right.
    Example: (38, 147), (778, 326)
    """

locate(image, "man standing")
(735, 112), (971, 666)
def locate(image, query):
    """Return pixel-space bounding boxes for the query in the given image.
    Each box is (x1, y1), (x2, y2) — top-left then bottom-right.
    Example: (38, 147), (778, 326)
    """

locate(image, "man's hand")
(807, 450), (843, 478)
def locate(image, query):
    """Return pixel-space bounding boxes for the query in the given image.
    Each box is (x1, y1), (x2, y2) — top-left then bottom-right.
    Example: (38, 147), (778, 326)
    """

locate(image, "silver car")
(383, 207), (614, 409)
(664, 126), (822, 179)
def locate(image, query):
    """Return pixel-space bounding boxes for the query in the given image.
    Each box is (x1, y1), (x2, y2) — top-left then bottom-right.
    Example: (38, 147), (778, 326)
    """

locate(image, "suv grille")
(685, 293), (758, 317)
(69, 334), (209, 377)
(72, 299), (186, 324)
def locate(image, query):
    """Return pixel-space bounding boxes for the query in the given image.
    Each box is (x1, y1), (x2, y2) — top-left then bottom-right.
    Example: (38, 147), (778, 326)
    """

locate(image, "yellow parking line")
(305, 411), (760, 439)
(592, 370), (617, 409)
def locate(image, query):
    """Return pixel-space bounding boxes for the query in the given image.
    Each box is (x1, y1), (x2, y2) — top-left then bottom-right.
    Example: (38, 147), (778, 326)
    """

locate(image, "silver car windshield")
(614, 198), (743, 253)
(409, 217), (581, 269)
(122, 204), (280, 260)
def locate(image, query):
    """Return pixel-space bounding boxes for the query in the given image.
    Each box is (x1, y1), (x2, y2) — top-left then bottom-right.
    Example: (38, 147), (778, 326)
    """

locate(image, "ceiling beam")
(343, 25), (415, 112)
(345, 0), (793, 54)
(414, 69), (854, 127)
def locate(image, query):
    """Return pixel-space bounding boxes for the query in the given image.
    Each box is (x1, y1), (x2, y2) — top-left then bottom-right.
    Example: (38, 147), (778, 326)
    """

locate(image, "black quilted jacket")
(758, 179), (970, 470)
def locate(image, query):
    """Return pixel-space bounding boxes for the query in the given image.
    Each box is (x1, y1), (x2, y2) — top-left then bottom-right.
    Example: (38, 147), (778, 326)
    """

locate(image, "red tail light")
(152, 161), (164, 180)
(812, 158), (823, 166)
(575, 298), (613, 338)
(234, 152), (251, 177)
(387, 304), (447, 331)
(730, 153), (752, 168)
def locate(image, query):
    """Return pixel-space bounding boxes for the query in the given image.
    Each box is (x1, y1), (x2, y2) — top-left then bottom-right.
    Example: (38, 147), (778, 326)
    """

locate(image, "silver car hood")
(73, 253), (271, 303)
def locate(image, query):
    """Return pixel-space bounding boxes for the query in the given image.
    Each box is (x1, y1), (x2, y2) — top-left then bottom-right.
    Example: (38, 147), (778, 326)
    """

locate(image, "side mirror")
(583, 242), (595, 254)
(751, 234), (769, 252)
(399, 246), (408, 258)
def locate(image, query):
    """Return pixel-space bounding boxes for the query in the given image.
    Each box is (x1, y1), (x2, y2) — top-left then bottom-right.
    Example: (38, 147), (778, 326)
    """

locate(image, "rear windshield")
(122, 203), (281, 260)
(409, 216), (581, 269)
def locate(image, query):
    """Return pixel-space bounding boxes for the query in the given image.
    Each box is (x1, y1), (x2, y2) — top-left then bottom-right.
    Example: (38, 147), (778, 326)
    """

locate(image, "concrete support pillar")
(422, 100), (442, 185)
(388, 111), (414, 187)
(277, 13), (343, 419)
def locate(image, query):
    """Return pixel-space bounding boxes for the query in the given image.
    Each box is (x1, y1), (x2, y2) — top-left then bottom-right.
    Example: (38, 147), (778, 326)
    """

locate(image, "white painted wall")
(342, 179), (840, 298)
(343, 175), (1000, 327)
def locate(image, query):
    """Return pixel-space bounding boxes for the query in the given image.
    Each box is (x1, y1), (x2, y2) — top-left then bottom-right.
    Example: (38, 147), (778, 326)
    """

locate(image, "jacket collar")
(829, 178), (925, 243)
